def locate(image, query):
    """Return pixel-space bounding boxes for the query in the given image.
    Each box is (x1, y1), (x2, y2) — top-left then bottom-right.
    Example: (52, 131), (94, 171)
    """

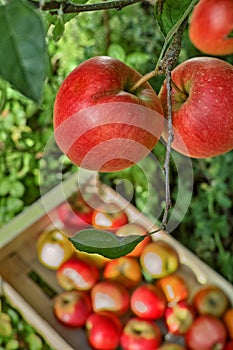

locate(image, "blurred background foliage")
(0, 2), (232, 282)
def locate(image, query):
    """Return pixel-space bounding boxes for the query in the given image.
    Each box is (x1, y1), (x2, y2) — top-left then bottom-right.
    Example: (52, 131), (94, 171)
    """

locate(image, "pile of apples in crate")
(37, 191), (233, 350)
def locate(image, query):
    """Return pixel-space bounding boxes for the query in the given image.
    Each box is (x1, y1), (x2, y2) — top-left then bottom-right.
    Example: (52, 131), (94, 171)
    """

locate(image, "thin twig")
(29, 0), (143, 13)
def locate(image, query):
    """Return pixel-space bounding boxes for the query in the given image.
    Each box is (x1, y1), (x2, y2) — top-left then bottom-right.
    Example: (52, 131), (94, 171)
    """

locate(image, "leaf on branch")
(154, 0), (198, 39)
(0, 0), (47, 102)
(69, 229), (145, 259)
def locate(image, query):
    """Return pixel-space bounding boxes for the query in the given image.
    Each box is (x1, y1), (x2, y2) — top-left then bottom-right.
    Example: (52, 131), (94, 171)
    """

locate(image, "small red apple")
(53, 290), (92, 327)
(86, 311), (122, 350)
(120, 317), (162, 350)
(193, 284), (229, 318)
(91, 280), (130, 316)
(56, 256), (100, 291)
(115, 223), (151, 257)
(158, 57), (233, 158)
(130, 283), (167, 320)
(92, 203), (128, 230)
(189, 0), (233, 56)
(185, 315), (227, 350)
(57, 190), (94, 231)
(103, 256), (142, 289)
(53, 56), (164, 172)
(164, 300), (196, 335)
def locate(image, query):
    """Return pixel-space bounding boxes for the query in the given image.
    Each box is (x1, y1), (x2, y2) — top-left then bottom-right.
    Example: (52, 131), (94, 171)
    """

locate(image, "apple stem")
(171, 80), (188, 102)
(130, 68), (158, 92)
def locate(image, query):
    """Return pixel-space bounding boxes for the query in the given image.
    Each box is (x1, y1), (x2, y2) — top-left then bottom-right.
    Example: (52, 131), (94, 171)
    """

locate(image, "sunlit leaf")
(0, 0), (47, 102)
(70, 229), (145, 259)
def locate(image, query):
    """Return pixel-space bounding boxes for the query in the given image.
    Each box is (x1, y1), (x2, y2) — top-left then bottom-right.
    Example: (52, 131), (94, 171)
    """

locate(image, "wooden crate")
(0, 173), (233, 350)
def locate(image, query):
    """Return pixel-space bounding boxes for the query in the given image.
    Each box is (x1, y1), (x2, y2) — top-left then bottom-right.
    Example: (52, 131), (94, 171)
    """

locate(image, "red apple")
(103, 256), (142, 289)
(130, 283), (167, 320)
(92, 203), (128, 230)
(189, 0), (233, 56)
(53, 56), (164, 172)
(158, 57), (233, 158)
(193, 284), (229, 318)
(164, 300), (196, 335)
(56, 256), (100, 291)
(53, 290), (92, 327)
(115, 223), (151, 257)
(91, 280), (130, 316)
(120, 317), (162, 350)
(185, 315), (227, 350)
(57, 190), (94, 231)
(86, 311), (122, 350)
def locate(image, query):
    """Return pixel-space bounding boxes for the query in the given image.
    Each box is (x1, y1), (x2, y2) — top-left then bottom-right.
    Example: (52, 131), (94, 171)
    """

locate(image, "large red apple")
(130, 283), (167, 320)
(86, 311), (122, 350)
(189, 0), (233, 56)
(158, 57), (233, 158)
(120, 317), (162, 350)
(53, 56), (164, 172)
(185, 315), (227, 350)
(53, 290), (92, 327)
(91, 280), (130, 316)
(56, 256), (100, 291)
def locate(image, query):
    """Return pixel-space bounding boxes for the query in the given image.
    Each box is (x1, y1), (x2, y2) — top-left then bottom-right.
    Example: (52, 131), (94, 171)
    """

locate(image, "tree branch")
(30, 0), (143, 14)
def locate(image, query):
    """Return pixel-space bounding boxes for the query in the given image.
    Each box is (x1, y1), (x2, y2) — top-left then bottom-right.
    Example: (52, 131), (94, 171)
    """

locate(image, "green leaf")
(0, 0), (47, 102)
(70, 229), (145, 259)
(155, 0), (198, 38)
(107, 44), (126, 62)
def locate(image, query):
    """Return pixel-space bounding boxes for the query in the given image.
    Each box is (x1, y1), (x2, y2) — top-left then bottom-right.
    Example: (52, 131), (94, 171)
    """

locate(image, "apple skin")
(156, 274), (189, 303)
(103, 256), (142, 289)
(92, 203), (128, 230)
(185, 315), (227, 350)
(130, 283), (167, 320)
(120, 317), (162, 350)
(140, 241), (180, 279)
(91, 280), (130, 316)
(189, 0), (233, 56)
(223, 308), (233, 339)
(53, 56), (164, 172)
(158, 57), (233, 158)
(193, 284), (229, 318)
(159, 344), (186, 350)
(86, 311), (122, 350)
(57, 191), (94, 231)
(224, 340), (233, 350)
(164, 300), (196, 335)
(115, 223), (151, 257)
(36, 229), (74, 270)
(53, 290), (92, 327)
(56, 256), (100, 291)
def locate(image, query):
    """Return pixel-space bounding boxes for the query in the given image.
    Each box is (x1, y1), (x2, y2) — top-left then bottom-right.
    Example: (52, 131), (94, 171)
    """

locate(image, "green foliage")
(0, 297), (54, 350)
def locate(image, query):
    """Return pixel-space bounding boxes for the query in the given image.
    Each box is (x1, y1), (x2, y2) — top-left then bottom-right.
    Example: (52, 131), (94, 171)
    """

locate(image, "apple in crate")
(185, 315), (227, 350)
(86, 311), (122, 350)
(56, 256), (100, 291)
(156, 274), (189, 303)
(36, 229), (74, 270)
(92, 203), (128, 230)
(91, 280), (130, 316)
(115, 223), (151, 257)
(53, 290), (92, 327)
(130, 283), (167, 320)
(164, 300), (196, 335)
(120, 317), (162, 350)
(159, 344), (186, 350)
(193, 284), (229, 318)
(140, 241), (180, 279)
(103, 256), (142, 289)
